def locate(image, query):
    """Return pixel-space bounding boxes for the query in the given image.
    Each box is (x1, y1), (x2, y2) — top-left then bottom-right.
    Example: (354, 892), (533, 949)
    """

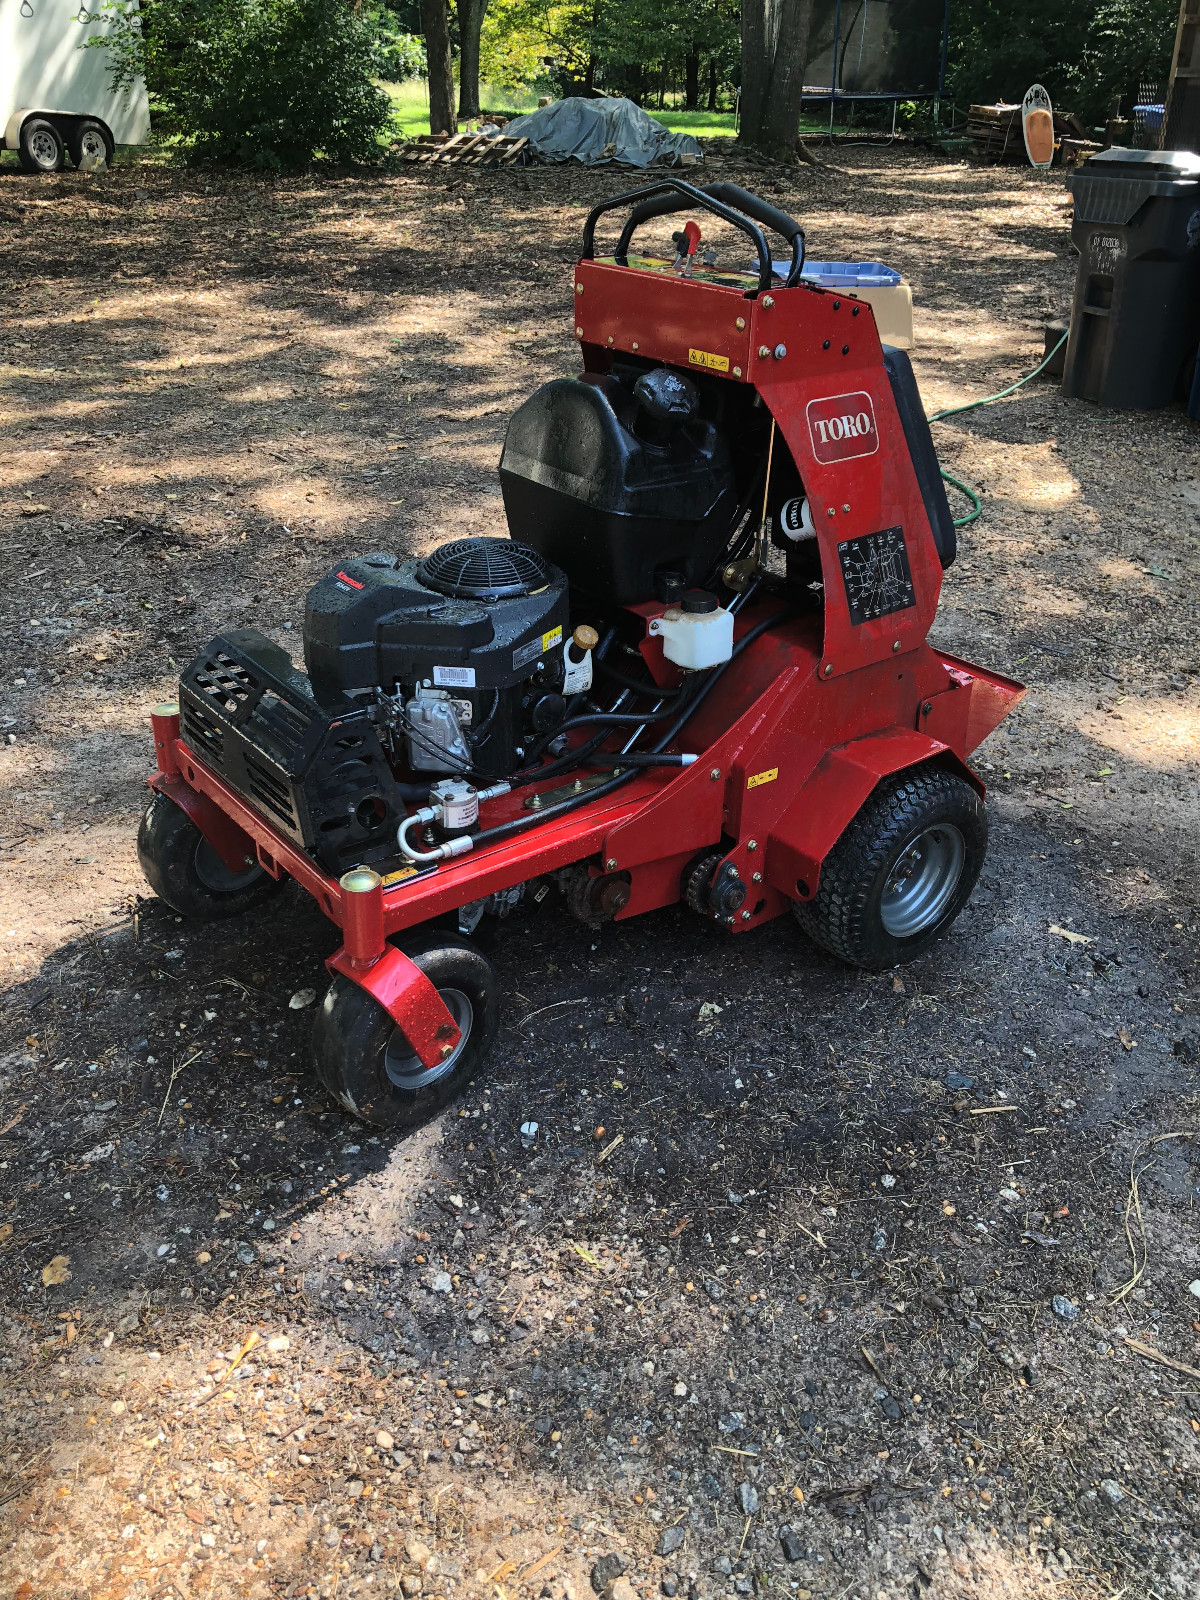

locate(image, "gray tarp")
(503, 97), (702, 168)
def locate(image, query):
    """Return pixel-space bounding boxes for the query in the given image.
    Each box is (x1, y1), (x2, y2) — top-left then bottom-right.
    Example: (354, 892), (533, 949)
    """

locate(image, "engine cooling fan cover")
(417, 537), (551, 601)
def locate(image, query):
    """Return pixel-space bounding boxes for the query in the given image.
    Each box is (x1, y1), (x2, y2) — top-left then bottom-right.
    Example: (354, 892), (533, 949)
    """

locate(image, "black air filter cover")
(418, 538), (551, 600)
(303, 543), (569, 708)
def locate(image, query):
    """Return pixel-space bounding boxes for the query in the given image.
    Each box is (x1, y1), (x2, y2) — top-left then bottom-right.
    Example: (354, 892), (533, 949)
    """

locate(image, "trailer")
(2, 0), (150, 173)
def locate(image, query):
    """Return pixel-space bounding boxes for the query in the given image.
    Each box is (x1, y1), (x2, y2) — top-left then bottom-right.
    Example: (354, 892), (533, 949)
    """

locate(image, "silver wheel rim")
(30, 130), (59, 169)
(385, 987), (472, 1090)
(79, 131), (106, 161)
(880, 824), (966, 938)
(194, 835), (264, 893)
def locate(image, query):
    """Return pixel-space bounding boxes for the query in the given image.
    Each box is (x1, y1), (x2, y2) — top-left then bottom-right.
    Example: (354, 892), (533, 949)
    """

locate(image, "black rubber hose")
(589, 752), (694, 767)
(594, 658), (686, 699)
(468, 609), (788, 851)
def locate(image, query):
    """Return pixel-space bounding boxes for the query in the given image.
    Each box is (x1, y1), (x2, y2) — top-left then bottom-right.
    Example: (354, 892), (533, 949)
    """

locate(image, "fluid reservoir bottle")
(649, 589), (734, 670)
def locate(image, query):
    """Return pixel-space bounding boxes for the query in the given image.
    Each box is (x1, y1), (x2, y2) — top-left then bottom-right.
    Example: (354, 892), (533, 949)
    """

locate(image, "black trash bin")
(1063, 147), (1200, 409)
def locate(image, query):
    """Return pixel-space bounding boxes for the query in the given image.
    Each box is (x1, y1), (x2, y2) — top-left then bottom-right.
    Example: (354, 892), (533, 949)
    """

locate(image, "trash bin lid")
(1076, 147), (1200, 180)
(1068, 147), (1200, 226)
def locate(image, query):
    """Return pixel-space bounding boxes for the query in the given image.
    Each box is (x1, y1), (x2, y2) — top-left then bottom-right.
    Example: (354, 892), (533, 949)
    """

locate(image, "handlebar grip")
(700, 182), (804, 246)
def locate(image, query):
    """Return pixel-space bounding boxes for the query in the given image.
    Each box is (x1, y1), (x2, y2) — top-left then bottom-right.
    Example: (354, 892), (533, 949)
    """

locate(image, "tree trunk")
(585, 54), (596, 95)
(685, 50), (700, 112)
(707, 56), (718, 113)
(420, 0), (456, 136)
(456, 0), (489, 121)
(739, 0), (814, 160)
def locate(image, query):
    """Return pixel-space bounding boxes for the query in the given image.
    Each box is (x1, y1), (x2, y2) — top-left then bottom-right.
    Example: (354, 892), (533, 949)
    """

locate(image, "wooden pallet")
(400, 132), (531, 167)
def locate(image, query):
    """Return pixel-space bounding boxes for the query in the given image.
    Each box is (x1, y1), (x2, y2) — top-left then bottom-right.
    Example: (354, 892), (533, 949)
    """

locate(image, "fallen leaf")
(42, 1255), (72, 1286)
(1118, 1027), (1135, 1051)
(20, 504), (51, 517)
(571, 1242), (601, 1269)
(698, 1000), (724, 1020)
(0, 1223), (12, 1244)
(1049, 924), (1092, 946)
(289, 988), (316, 1010)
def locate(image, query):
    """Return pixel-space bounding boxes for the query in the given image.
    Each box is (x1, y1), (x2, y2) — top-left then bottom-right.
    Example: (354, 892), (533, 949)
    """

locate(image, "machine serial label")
(433, 664), (476, 688)
(747, 767), (779, 790)
(689, 348), (730, 372)
(513, 625), (563, 672)
(806, 391), (879, 464)
(838, 526), (915, 624)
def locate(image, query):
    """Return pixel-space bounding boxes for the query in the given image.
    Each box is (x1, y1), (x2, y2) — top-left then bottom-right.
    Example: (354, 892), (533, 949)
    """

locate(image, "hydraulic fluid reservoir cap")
(682, 588), (719, 615)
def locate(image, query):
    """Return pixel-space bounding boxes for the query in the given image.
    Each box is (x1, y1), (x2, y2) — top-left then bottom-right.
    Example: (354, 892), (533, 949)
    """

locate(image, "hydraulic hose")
(462, 608), (789, 855)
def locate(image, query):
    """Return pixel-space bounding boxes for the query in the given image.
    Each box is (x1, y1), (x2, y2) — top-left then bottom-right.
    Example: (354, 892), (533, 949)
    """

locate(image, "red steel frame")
(146, 243), (1025, 1065)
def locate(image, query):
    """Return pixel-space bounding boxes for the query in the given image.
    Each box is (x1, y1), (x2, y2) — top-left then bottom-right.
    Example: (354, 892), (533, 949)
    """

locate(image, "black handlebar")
(581, 178), (805, 292)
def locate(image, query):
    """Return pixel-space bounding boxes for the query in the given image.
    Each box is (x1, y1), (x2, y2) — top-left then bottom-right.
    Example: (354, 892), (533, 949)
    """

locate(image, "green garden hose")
(931, 330), (1069, 527)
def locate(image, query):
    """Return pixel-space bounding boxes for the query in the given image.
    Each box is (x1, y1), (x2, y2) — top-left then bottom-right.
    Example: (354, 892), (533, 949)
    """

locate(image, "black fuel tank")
(498, 371), (737, 606)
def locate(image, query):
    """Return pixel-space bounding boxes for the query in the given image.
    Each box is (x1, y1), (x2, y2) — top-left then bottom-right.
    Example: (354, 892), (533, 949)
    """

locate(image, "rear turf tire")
(311, 933), (499, 1129)
(137, 791), (283, 920)
(793, 766), (986, 970)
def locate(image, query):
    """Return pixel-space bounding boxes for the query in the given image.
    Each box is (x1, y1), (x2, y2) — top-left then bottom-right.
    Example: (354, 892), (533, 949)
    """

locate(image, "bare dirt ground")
(1, 142), (1199, 1600)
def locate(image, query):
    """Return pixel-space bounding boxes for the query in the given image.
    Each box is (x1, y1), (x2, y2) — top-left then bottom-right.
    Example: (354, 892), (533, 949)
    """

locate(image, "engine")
(177, 538), (573, 878)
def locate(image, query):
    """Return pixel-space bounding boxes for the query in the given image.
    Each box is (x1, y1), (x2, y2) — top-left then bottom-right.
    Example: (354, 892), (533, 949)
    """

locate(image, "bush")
(86, 0), (396, 168)
(372, 15), (426, 81)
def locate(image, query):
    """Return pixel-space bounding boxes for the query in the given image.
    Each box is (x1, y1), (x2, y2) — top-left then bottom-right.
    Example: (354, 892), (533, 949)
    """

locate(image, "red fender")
(149, 770), (262, 878)
(325, 945), (461, 1070)
(765, 726), (981, 902)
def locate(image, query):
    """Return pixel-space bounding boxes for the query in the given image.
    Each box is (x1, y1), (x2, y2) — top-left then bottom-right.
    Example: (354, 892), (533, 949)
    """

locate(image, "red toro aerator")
(138, 180), (1023, 1127)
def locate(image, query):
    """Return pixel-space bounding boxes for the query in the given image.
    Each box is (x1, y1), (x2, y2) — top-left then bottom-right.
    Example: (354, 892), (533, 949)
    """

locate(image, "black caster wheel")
(311, 932), (499, 1129)
(793, 766), (987, 970)
(137, 791), (284, 920)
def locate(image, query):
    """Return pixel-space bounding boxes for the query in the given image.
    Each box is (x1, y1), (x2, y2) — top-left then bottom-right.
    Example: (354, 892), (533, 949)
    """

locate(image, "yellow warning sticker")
(381, 865), (422, 888)
(542, 624), (563, 653)
(746, 767), (779, 790)
(689, 348), (730, 372)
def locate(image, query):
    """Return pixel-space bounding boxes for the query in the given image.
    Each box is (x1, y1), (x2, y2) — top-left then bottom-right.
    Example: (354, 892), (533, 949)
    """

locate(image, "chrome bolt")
(741, 910), (752, 921)
(842, 503), (851, 512)
(757, 345), (771, 359)
(746, 839), (758, 851)
(761, 295), (774, 309)
(823, 663), (833, 677)
(575, 283), (583, 294)
(752, 871), (763, 884)
(736, 316), (746, 329)
(575, 325), (583, 336)
(892, 640), (902, 652)
(605, 857), (618, 872)
(710, 767), (721, 780)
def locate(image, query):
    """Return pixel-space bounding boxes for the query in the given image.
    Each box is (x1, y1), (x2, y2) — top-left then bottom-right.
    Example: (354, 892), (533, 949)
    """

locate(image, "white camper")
(2, 0), (150, 172)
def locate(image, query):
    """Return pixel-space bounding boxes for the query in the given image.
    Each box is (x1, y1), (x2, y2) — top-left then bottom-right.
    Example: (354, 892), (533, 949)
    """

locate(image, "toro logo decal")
(805, 391), (879, 464)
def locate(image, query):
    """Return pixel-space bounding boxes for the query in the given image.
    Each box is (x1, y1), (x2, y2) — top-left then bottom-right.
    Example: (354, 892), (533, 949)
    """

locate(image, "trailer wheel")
(18, 118), (65, 174)
(69, 120), (113, 170)
(793, 766), (986, 970)
(312, 934), (499, 1129)
(137, 791), (284, 920)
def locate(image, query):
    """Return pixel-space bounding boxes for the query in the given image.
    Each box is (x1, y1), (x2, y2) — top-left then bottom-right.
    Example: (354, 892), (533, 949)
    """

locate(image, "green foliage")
(947, 0), (1179, 127)
(373, 14), (428, 81)
(85, 0), (396, 167)
(478, 0), (738, 101)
